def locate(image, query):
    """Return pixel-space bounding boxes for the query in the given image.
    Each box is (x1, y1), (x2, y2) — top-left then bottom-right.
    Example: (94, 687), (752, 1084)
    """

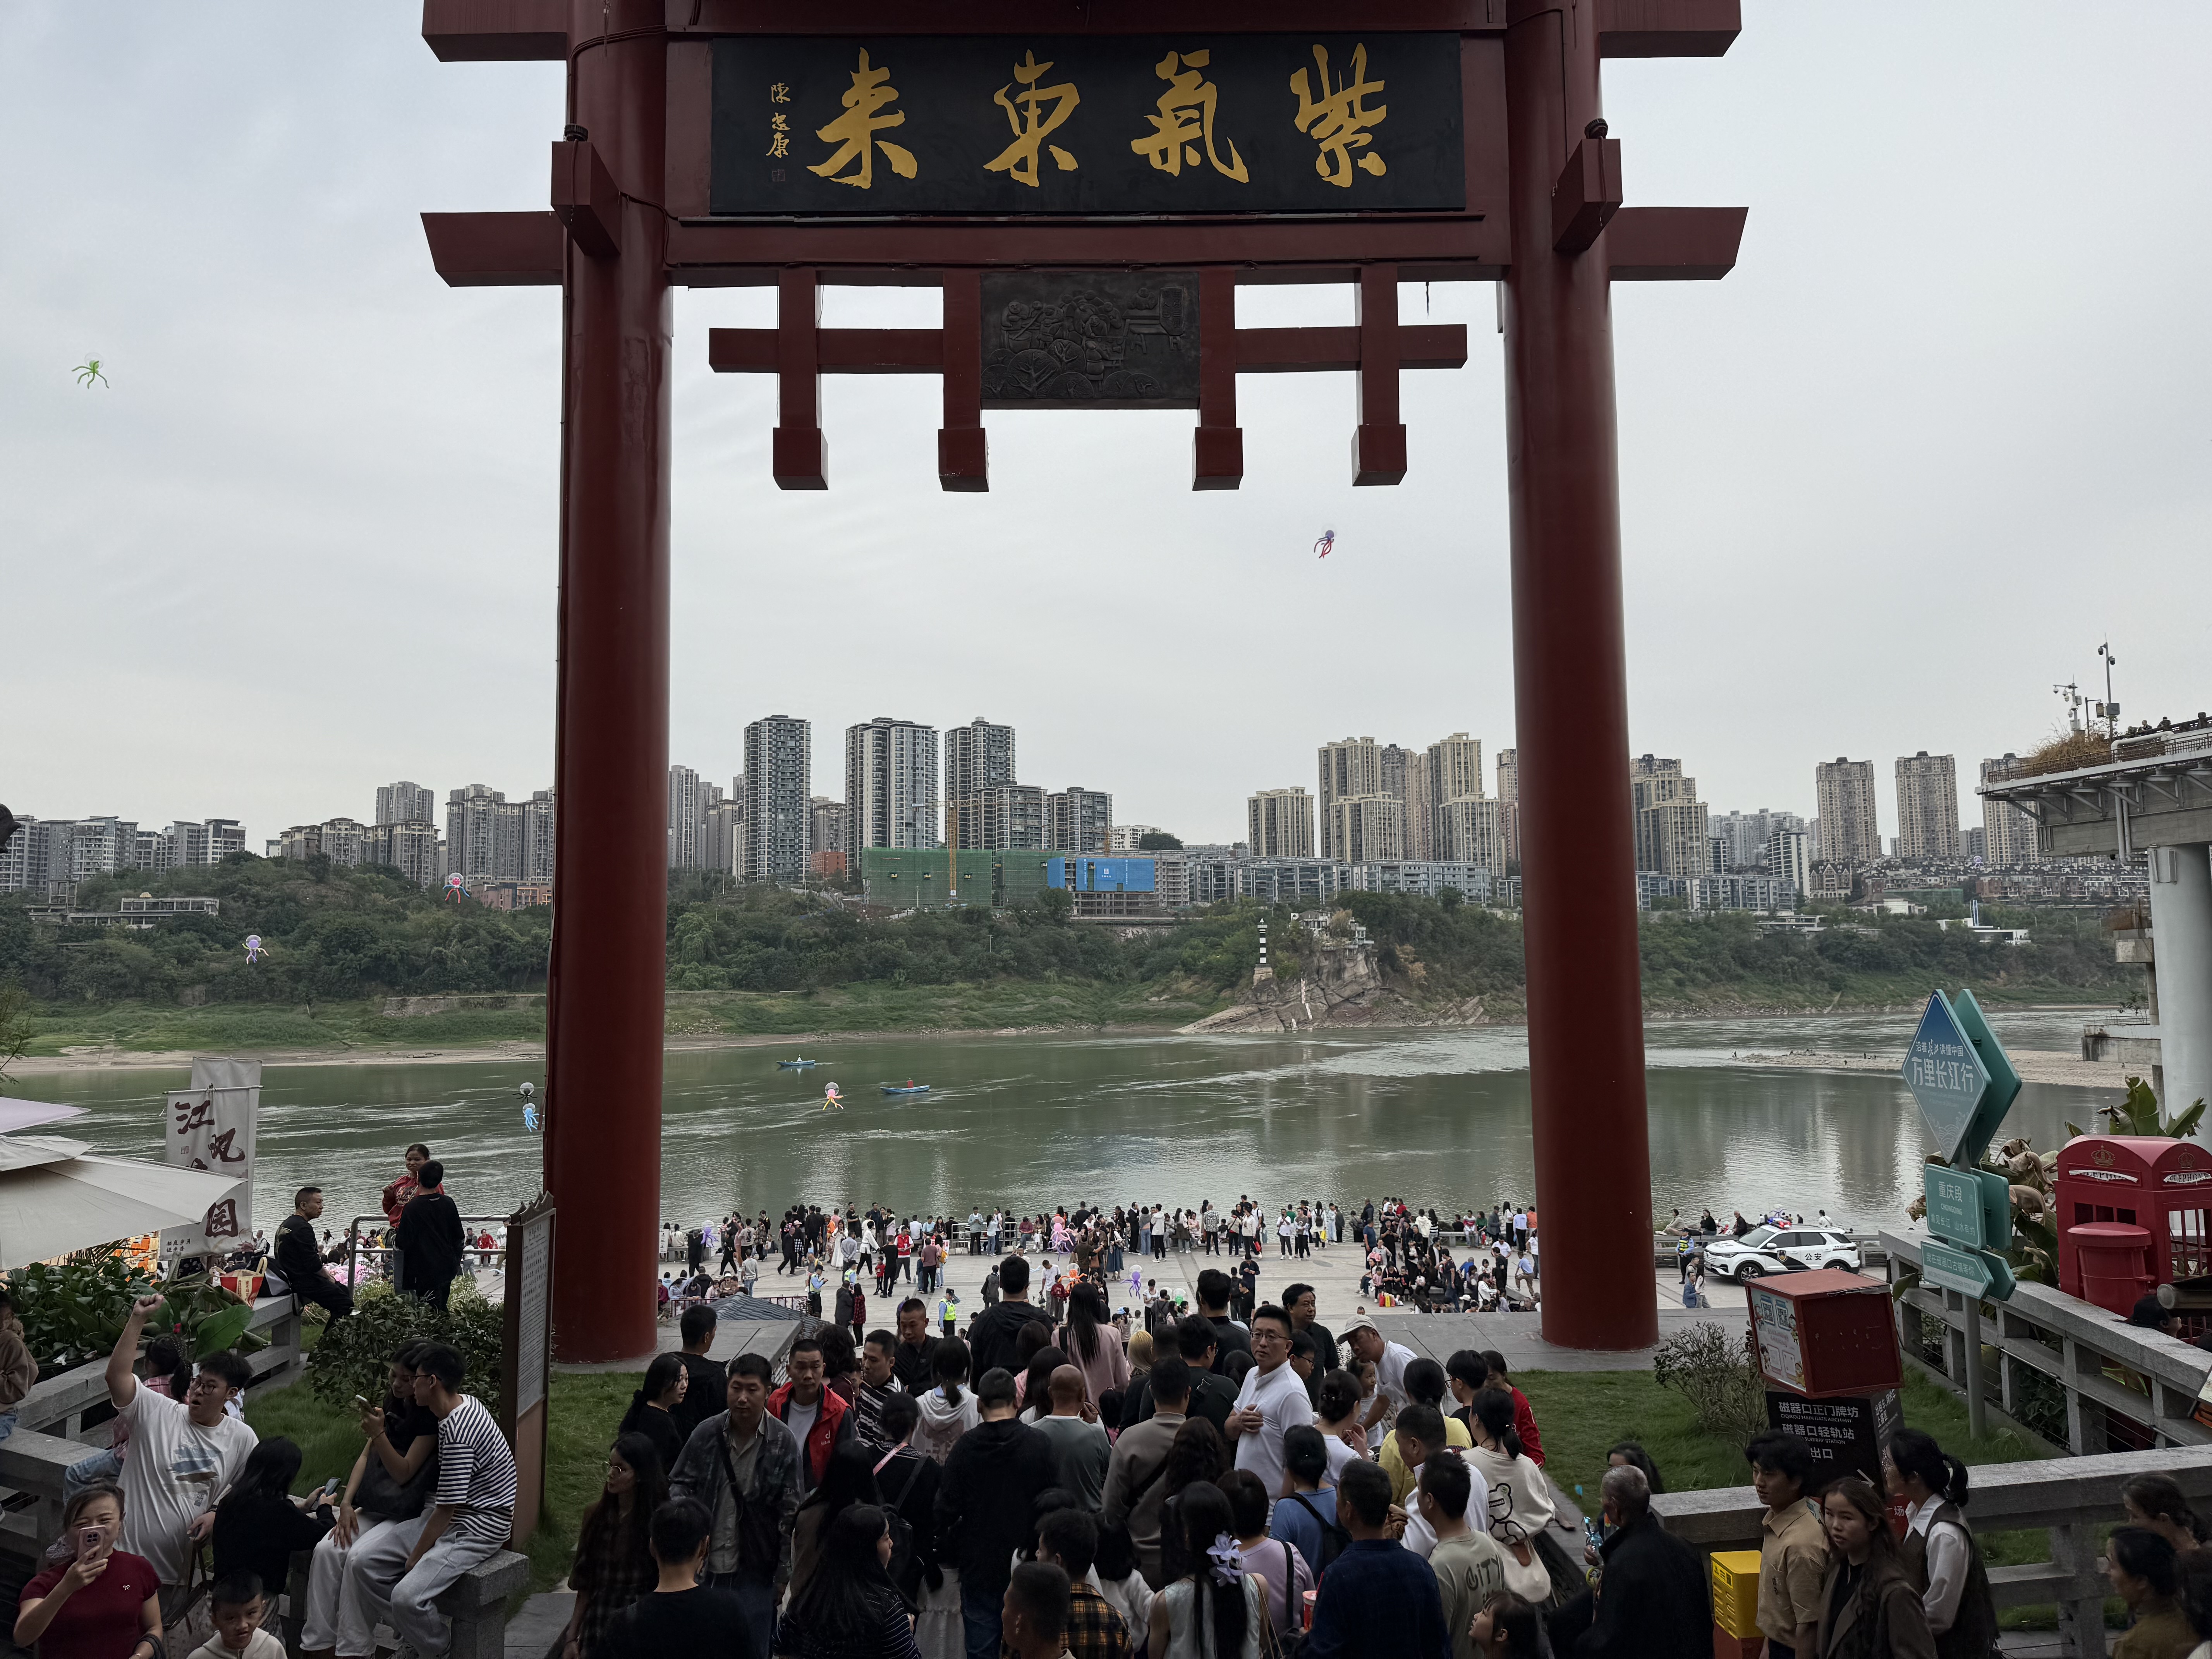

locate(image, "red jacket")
(1511, 1384), (1544, 1465)
(768, 1380), (852, 1486)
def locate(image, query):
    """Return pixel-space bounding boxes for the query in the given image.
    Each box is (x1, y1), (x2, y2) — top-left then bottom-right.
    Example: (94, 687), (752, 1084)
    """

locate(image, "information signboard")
(1921, 1238), (2017, 1301)
(1903, 992), (1994, 1166)
(1923, 1166), (2011, 1254)
(158, 1057), (259, 1261)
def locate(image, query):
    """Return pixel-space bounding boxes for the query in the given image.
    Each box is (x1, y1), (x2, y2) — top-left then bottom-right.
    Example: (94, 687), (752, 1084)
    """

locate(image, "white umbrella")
(0, 1142), (244, 1267)
(0, 1099), (89, 1135)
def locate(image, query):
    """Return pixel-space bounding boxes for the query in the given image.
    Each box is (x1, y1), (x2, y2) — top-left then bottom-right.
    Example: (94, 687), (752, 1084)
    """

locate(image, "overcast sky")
(5, 4), (2208, 850)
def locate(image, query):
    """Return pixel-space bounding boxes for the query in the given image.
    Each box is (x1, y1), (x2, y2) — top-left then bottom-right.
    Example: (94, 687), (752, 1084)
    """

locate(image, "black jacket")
(933, 1417), (1056, 1595)
(396, 1192), (466, 1295)
(965, 1299), (1052, 1381)
(891, 1336), (941, 1395)
(1207, 1316), (1254, 1374)
(671, 1352), (728, 1443)
(273, 1213), (329, 1290)
(876, 1445), (943, 1601)
(1549, 1512), (1711, 1659)
(213, 1491), (335, 1592)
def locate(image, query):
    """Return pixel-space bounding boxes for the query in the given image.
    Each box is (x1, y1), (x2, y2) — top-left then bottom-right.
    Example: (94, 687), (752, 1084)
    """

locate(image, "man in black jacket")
(1117, 1315), (1238, 1433)
(965, 1255), (1051, 1379)
(1196, 1270), (1252, 1375)
(273, 1186), (352, 1321)
(395, 1159), (467, 1309)
(936, 1368), (1056, 1659)
(1548, 1464), (1711, 1659)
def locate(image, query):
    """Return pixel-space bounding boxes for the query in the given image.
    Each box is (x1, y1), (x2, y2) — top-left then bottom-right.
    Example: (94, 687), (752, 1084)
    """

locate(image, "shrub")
(306, 1280), (505, 1416)
(1652, 1322), (1769, 1441)
(7, 1252), (155, 1372)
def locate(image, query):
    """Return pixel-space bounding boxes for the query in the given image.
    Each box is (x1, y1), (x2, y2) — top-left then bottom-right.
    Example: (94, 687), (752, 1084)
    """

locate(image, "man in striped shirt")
(345, 1341), (517, 1659)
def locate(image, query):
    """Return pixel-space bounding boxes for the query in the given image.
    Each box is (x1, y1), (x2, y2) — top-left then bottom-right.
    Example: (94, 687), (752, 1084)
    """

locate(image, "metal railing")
(1883, 1230), (2212, 1456)
(345, 1214), (511, 1292)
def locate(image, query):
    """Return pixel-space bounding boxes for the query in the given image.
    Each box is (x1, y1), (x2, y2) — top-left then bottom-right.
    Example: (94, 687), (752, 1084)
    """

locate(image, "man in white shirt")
(1226, 1305), (1314, 1496)
(1342, 1315), (1416, 1435)
(104, 1295), (259, 1596)
(1390, 1407), (1487, 1561)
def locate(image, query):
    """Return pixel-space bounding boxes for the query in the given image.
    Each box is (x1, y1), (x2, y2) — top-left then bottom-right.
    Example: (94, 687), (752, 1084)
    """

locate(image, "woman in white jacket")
(1467, 1386), (1559, 1606)
(911, 1337), (981, 1465)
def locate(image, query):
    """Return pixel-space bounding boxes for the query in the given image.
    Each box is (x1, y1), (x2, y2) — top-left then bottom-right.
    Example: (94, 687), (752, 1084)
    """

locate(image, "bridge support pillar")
(2150, 843), (2212, 1121)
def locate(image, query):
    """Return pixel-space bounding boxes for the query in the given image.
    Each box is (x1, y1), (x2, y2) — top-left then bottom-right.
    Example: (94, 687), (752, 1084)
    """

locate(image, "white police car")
(1704, 1225), (1862, 1281)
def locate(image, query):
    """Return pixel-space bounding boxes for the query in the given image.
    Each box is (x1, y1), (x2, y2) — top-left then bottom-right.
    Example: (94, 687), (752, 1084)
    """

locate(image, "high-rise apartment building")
(1248, 788), (1316, 859)
(667, 766), (711, 870)
(1766, 827), (1810, 896)
(1894, 751), (1960, 862)
(1408, 732), (1484, 864)
(363, 820), (443, 888)
(1046, 787), (1113, 855)
(1496, 748), (1519, 867)
(743, 715), (812, 883)
(1814, 758), (1881, 866)
(1979, 756), (2040, 867)
(809, 797), (847, 857)
(846, 717), (939, 850)
(1111, 824), (1161, 852)
(969, 784), (1045, 850)
(1379, 745), (1410, 811)
(448, 784), (531, 883)
(944, 718), (1022, 851)
(521, 789), (556, 885)
(1317, 737), (1384, 859)
(1330, 794), (1405, 864)
(1401, 751), (1436, 860)
(1437, 797), (1509, 877)
(375, 782), (435, 826)
(1629, 756), (1710, 878)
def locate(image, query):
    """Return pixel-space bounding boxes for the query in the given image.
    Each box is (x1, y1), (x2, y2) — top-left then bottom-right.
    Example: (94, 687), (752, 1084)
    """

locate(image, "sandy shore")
(5, 1024), (1184, 1077)
(1731, 1048), (2125, 1089)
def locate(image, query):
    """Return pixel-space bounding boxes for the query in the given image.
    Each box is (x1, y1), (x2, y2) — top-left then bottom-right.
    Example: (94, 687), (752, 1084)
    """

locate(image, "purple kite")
(1314, 529), (1336, 558)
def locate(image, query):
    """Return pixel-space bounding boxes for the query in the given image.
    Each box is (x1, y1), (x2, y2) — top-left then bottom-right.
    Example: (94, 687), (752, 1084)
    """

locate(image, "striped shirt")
(434, 1395), (519, 1542)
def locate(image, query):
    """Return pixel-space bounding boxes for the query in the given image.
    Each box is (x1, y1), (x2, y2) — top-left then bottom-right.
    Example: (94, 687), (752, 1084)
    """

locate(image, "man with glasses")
(1225, 1303), (1312, 1497)
(104, 1294), (259, 1618)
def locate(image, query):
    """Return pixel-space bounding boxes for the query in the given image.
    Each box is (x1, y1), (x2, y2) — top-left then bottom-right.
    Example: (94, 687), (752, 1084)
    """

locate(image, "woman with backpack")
(1884, 1427), (1998, 1659)
(912, 1338), (980, 1464)
(789, 1443), (884, 1609)
(1813, 1474), (1936, 1659)
(774, 1506), (921, 1659)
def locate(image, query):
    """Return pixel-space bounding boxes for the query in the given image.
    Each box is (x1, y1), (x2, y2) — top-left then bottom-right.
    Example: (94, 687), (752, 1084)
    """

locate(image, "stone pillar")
(2148, 844), (2212, 1120)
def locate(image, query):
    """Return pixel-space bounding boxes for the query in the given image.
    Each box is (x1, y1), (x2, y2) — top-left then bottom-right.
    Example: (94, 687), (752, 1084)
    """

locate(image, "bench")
(283, 1545), (531, 1659)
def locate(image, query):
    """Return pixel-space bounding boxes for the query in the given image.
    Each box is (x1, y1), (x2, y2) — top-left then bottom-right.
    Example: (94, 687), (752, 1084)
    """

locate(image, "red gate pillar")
(546, 0), (670, 1362)
(1501, 1), (1657, 1349)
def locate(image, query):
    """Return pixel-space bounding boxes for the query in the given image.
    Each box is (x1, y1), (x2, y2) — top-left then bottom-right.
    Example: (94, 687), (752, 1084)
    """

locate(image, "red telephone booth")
(2055, 1136), (2212, 1305)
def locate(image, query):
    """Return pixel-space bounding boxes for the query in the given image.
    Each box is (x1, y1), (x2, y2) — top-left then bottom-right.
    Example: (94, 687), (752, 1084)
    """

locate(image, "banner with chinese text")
(158, 1057), (259, 1261)
(711, 34), (1465, 216)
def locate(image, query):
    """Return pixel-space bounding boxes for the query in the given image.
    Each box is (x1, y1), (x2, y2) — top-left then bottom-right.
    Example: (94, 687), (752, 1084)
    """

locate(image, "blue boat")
(777, 1058), (819, 1069)
(880, 1084), (931, 1097)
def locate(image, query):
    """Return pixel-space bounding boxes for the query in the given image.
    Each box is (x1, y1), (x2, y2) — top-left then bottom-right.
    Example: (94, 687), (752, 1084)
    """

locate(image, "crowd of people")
(657, 1198), (1550, 1323)
(12, 1292), (519, 1659)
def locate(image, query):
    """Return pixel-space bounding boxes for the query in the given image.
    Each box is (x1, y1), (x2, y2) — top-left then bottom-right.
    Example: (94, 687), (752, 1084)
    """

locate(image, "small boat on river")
(777, 1058), (819, 1069)
(880, 1083), (931, 1097)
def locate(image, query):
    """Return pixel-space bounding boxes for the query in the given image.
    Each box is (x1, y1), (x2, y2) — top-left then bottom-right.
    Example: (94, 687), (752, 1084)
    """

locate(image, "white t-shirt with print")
(118, 1383), (258, 1583)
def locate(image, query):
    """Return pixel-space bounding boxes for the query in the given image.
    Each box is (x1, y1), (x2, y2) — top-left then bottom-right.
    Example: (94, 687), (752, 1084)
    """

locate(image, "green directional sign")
(1951, 988), (2024, 1155)
(1921, 1237), (2017, 1301)
(1903, 992), (1993, 1165)
(1923, 1165), (2011, 1253)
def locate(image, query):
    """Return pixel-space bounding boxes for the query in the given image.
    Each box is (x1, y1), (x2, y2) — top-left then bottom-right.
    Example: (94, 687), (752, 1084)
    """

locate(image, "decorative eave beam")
(421, 0), (567, 61)
(422, 211), (565, 286)
(1607, 206), (1748, 280)
(1596, 0), (1741, 58)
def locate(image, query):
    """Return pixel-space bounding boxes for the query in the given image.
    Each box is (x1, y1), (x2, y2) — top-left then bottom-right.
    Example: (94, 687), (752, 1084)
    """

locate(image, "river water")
(14, 1008), (2118, 1242)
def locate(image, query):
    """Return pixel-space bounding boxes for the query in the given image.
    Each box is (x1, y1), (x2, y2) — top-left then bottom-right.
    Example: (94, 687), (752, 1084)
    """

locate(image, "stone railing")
(1656, 1444), (2212, 1659)
(1883, 1231), (2212, 1455)
(0, 1295), (301, 1568)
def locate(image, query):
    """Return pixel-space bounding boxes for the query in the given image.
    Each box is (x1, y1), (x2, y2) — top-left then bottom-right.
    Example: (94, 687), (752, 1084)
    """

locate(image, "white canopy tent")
(0, 1136), (244, 1268)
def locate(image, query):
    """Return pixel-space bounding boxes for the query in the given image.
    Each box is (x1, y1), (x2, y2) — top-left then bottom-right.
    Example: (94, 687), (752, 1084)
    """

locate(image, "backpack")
(876, 1449), (923, 1597)
(1285, 1491), (1351, 1577)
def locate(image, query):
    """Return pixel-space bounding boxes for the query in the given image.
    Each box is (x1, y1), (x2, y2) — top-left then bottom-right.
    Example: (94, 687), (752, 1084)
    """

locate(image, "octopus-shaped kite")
(243, 934), (265, 963)
(443, 872), (469, 900)
(74, 359), (108, 389)
(1314, 529), (1336, 558)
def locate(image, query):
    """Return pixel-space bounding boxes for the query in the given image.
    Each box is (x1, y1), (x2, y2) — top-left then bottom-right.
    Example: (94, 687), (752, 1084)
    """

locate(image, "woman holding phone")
(14, 1483), (163, 1659)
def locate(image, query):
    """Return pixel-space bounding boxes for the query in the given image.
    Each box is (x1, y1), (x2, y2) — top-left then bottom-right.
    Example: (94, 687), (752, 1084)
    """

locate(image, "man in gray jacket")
(668, 1351), (802, 1658)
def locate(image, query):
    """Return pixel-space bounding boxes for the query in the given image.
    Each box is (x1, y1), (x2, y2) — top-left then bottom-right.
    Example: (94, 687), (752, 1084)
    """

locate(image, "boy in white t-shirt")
(104, 1296), (259, 1592)
(189, 1572), (287, 1659)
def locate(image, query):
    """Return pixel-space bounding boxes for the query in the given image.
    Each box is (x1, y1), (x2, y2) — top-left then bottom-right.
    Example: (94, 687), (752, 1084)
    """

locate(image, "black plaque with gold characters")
(711, 34), (1464, 216)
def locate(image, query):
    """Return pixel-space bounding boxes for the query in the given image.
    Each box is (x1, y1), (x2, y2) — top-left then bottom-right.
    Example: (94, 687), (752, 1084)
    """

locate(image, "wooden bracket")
(1193, 268), (1243, 491)
(421, 211), (564, 287)
(1552, 138), (1623, 254)
(1353, 266), (1408, 486)
(551, 141), (622, 259)
(421, 0), (567, 62)
(773, 270), (826, 491)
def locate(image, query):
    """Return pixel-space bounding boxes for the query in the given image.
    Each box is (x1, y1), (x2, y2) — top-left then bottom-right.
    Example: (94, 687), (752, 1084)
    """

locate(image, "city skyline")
(6, 9), (2209, 860)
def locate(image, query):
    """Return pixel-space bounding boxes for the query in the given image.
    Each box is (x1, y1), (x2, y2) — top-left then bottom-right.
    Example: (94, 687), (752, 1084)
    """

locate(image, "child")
(0, 1288), (33, 1442)
(191, 1572), (286, 1659)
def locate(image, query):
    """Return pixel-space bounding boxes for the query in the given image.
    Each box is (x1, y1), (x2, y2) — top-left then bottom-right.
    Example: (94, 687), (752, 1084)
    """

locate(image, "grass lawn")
(247, 1364), (644, 1598)
(1517, 1365), (2107, 1630)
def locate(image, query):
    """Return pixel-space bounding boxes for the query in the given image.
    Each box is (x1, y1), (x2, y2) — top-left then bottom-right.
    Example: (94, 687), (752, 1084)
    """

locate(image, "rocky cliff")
(1179, 941), (1489, 1034)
